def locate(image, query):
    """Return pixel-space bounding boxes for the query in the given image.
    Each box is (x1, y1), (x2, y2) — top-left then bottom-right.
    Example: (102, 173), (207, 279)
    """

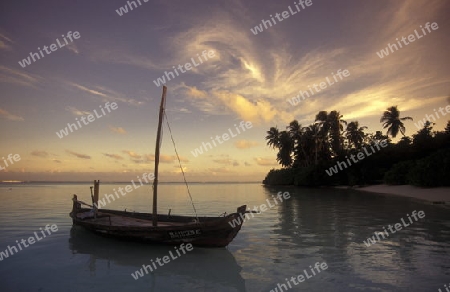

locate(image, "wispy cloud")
(160, 154), (189, 163)
(67, 82), (108, 97)
(0, 108), (24, 121)
(66, 42), (79, 55)
(121, 150), (188, 164)
(66, 150), (91, 159)
(104, 153), (124, 160)
(254, 157), (277, 166)
(0, 33), (13, 51)
(235, 139), (259, 149)
(31, 150), (49, 158)
(129, 154), (155, 164)
(67, 82), (144, 106)
(213, 158), (239, 166)
(163, 0), (449, 126)
(0, 66), (40, 87)
(109, 126), (127, 134)
(65, 106), (91, 116)
(122, 150), (142, 159)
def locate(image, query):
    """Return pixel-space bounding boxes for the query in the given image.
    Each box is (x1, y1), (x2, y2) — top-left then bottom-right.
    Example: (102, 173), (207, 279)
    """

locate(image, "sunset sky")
(1, 0), (449, 182)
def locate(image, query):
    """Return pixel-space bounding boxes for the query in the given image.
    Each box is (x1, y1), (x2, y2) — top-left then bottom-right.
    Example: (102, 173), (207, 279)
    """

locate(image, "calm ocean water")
(0, 183), (449, 292)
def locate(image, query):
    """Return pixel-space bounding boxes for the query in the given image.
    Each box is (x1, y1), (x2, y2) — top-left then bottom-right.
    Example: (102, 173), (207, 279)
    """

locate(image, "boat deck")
(77, 211), (197, 227)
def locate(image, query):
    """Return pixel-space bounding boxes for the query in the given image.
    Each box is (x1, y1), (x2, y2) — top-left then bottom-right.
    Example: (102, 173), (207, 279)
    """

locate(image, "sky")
(0, 0), (449, 182)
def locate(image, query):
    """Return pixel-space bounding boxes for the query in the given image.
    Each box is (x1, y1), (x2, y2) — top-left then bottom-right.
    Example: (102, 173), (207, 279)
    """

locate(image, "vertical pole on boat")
(93, 180), (100, 206)
(93, 180), (99, 217)
(152, 86), (167, 227)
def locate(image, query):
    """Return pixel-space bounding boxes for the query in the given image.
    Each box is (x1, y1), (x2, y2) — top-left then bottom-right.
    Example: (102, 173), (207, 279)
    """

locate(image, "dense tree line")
(263, 106), (450, 187)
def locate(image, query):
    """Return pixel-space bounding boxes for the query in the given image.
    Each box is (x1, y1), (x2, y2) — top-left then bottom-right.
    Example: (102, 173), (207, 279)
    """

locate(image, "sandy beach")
(353, 184), (450, 206)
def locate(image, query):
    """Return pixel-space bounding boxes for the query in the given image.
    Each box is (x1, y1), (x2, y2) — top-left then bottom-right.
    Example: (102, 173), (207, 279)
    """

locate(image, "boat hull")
(70, 205), (247, 247)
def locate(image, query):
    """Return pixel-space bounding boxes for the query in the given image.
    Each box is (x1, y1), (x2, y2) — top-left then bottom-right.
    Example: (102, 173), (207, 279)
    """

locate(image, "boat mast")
(152, 85), (167, 227)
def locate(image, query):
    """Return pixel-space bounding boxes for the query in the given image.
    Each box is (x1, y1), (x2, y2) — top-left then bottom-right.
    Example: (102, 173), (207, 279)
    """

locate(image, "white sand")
(355, 184), (450, 204)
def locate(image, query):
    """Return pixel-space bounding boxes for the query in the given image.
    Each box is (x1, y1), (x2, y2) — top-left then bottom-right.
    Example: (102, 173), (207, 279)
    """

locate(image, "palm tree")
(266, 127), (293, 167)
(276, 131), (293, 167)
(380, 106), (413, 138)
(266, 127), (280, 149)
(308, 121), (325, 165)
(346, 121), (367, 149)
(287, 120), (305, 167)
(327, 110), (346, 156)
(367, 130), (389, 144)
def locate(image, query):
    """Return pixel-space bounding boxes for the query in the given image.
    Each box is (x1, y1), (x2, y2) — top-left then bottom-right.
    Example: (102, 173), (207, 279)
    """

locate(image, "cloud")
(160, 154), (189, 163)
(185, 86), (208, 99)
(0, 108), (24, 121)
(164, 0), (449, 127)
(179, 108), (191, 113)
(67, 82), (144, 106)
(214, 91), (278, 124)
(65, 106), (91, 116)
(171, 165), (188, 174)
(121, 151), (188, 164)
(122, 151), (155, 164)
(68, 82), (108, 97)
(53, 159), (61, 164)
(66, 42), (79, 54)
(66, 150), (91, 159)
(0, 66), (40, 87)
(122, 150), (142, 159)
(31, 150), (49, 158)
(235, 139), (259, 149)
(244, 161), (251, 166)
(212, 158), (239, 166)
(143, 154), (155, 162)
(103, 153), (124, 160)
(110, 126), (127, 134)
(254, 157), (278, 166)
(0, 33), (13, 51)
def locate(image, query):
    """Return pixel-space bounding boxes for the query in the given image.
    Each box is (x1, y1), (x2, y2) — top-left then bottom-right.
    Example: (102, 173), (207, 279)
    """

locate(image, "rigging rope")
(163, 111), (199, 222)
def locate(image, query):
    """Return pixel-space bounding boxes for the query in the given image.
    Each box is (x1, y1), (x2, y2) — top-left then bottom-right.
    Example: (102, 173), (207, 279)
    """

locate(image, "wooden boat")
(70, 86), (249, 247)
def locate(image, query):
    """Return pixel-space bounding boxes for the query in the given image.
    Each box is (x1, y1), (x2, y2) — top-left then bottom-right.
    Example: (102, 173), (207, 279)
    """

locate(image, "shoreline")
(343, 184), (450, 207)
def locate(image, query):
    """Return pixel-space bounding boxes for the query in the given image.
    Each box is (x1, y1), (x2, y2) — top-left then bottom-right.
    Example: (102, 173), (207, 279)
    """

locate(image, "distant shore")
(339, 184), (450, 206)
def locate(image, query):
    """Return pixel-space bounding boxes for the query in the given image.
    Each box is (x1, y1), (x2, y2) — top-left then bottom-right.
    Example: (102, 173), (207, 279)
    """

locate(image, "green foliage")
(407, 149), (450, 187)
(262, 169), (295, 185)
(293, 164), (333, 187)
(264, 108), (450, 188)
(384, 160), (416, 185)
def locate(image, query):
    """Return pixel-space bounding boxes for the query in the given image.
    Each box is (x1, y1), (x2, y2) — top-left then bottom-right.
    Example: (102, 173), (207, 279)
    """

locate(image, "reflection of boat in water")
(69, 226), (246, 291)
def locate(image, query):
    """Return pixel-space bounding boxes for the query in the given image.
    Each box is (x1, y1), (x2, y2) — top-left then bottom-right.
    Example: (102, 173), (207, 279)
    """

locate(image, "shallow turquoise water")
(0, 183), (449, 291)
